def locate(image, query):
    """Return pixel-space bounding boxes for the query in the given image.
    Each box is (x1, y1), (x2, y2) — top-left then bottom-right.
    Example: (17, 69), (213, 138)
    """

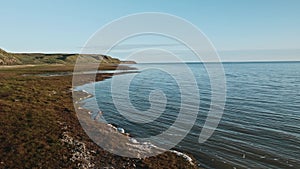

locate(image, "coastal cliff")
(0, 48), (135, 65)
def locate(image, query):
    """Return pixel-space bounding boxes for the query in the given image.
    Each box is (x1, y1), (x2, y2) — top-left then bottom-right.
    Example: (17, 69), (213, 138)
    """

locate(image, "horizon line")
(135, 60), (300, 64)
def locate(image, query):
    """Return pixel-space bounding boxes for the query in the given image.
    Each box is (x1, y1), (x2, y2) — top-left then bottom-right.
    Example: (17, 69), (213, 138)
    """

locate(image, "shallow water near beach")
(78, 62), (300, 169)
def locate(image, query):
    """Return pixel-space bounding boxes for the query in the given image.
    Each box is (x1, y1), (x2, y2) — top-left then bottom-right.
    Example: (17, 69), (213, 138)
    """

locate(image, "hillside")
(0, 48), (135, 65)
(0, 48), (21, 65)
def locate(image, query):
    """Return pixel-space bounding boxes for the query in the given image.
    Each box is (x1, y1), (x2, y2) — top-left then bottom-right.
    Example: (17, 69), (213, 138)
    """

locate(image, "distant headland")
(0, 48), (136, 65)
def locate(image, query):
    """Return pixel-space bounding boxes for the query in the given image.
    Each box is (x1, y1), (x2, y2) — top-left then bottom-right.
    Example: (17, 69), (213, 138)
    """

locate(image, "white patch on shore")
(61, 132), (95, 169)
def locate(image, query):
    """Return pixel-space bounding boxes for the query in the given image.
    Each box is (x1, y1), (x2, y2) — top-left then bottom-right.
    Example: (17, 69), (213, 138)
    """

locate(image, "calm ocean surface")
(80, 62), (300, 169)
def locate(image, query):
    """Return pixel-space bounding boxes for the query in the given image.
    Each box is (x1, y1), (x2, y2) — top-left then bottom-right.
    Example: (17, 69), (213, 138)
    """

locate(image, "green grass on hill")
(0, 48), (130, 65)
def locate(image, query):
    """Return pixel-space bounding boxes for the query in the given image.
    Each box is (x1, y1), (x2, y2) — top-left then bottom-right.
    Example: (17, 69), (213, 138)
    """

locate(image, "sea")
(77, 62), (300, 169)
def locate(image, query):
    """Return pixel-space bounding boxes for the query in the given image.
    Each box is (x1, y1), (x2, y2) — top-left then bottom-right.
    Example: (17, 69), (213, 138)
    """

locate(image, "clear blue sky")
(1, 0), (300, 61)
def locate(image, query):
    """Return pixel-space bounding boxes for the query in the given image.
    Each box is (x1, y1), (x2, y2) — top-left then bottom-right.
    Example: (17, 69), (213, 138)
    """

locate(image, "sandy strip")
(0, 64), (66, 69)
(0, 64), (37, 69)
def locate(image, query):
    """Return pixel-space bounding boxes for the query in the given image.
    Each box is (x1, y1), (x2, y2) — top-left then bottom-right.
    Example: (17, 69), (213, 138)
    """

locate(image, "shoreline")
(73, 70), (199, 166)
(0, 64), (202, 169)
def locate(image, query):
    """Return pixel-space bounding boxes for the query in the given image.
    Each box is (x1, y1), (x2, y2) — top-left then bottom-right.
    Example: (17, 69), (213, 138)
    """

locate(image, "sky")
(0, 0), (300, 62)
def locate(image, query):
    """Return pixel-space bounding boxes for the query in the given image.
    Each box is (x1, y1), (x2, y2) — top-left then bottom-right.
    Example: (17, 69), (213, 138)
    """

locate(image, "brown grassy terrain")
(0, 64), (201, 169)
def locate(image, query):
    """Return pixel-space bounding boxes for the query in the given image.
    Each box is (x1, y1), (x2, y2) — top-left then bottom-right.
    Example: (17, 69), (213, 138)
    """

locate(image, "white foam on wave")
(117, 127), (125, 134)
(169, 150), (194, 165)
(127, 136), (195, 165)
(81, 89), (89, 94)
(107, 124), (117, 131)
(129, 138), (139, 144)
(73, 87), (196, 166)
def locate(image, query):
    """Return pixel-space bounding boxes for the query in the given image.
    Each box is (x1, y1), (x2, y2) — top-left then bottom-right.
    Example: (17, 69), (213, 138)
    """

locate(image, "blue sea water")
(80, 62), (300, 169)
